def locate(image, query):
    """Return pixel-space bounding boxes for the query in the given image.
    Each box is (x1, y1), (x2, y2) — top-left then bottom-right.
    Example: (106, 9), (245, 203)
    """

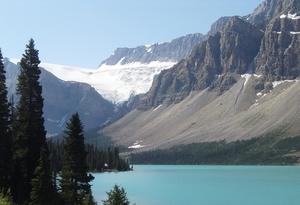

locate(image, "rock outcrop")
(138, 0), (300, 110)
(100, 33), (206, 66)
(138, 16), (264, 110)
(100, 0), (300, 152)
(246, 0), (279, 25)
(255, 10), (300, 81)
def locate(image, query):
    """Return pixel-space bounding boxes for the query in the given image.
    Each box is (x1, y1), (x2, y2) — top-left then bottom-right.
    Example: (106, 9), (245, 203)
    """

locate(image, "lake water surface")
(92, 165), (300, 205)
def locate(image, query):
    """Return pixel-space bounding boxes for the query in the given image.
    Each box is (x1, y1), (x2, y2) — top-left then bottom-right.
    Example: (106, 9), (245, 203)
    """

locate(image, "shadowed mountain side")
(40, 68), (125, 135)
(4, 58), (125, 136)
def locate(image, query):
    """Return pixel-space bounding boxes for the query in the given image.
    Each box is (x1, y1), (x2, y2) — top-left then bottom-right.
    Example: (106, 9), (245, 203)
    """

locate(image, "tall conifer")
(102, 185), (131, 205)
(11, 39), (48, 204)
(29, 148), (57, 205)
(60, 112), (94, 205)
(0, 49), (12, 192)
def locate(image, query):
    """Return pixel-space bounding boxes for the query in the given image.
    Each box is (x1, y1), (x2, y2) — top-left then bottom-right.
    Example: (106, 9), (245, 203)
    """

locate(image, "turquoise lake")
(92, 165), (300, 205)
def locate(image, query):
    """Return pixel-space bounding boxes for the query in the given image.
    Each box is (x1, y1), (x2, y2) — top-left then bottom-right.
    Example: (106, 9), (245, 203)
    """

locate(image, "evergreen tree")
(0, 49), (12, 192)
(83, 192), (97, 205)
(102, 185), (132, 205)
(29, 147), (57, 205)
(60, 112), (94, 205)
(11, 39), (48, 204)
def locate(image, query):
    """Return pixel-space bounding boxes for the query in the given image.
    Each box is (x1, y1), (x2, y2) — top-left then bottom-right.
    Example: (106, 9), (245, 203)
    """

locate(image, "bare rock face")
(272, 0), (300, 18)
(138, 16), (264, 110)
(220, 16), (264, 74)
(246, 0), (279, 25)
(254, 1), (300, 81)
(102, 0), (300, 151)
(138, 0), (300, 111)
(206, 16), (232, 37)
(100, 33), (206, 66)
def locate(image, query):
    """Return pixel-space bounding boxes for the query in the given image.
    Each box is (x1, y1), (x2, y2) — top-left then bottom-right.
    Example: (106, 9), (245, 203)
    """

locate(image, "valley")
(4, 0), (300, 165)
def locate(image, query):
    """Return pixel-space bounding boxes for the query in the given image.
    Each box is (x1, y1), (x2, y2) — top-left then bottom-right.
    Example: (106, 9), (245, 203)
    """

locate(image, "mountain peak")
(99, 33), (205, 66)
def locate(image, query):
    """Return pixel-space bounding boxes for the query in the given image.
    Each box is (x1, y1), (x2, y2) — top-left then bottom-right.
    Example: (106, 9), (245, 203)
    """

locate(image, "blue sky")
(0, 0), (263, 69)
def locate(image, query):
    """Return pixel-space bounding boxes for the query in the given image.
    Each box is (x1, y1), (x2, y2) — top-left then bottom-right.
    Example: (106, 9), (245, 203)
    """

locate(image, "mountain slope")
(137, 16), (264, 110)
(34, 33), (206, 104)
(5, 59), (124, 135)
(101, 0), (300, 152)
(103, 78), (299, 151)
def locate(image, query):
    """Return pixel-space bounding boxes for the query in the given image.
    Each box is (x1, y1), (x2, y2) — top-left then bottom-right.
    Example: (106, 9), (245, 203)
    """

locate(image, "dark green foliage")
(48, 139), (131, 172)
(59, 113), (94, 205)
(131, 134), (300, 165)
(83, 192), (97, 205)
(0, 190), (12, 205)
(48, 139), (64, 173)
(0, 42), (130, 205)
(0, 49), (12, 192)
(11, 39), (48, 204)
(30, 148), (58, 205)
(102, 185), (132, 205)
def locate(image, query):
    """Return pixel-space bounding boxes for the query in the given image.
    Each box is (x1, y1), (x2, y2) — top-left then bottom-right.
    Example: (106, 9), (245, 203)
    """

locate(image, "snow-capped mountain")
(37, 33), (206, 104)
(40, 60), (175, 104)
(4, 58), (125, 136)
(3, 33), (207, 134)
(101, 0), (300, 152)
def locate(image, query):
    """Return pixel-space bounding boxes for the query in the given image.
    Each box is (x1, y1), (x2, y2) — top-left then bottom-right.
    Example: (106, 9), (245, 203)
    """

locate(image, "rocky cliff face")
(254, 2), (300, 82)
(138, 16), (264, 110)
(100, 33), (206, 66)
(246, 0), (279, 25)
(138, 0), (300, 110)
(102, 0), (300, 152)
(206, 16), (232, 37)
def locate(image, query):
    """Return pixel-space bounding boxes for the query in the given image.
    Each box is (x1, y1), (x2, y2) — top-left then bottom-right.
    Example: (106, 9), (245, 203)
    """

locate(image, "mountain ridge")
(101, 0), (300, 152)
(4, 58), (124, 135)
(100, 33), (206, 66)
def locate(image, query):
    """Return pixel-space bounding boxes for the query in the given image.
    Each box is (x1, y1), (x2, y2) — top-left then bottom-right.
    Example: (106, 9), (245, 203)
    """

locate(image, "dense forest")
(0, 39), (130, 205)
(48, 140), (131, 172)
(130, 128), (300, 165)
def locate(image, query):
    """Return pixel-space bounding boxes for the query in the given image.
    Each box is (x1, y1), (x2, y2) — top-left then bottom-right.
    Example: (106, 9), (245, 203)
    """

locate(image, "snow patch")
(256, 92), (267, 99)
(128, 141), (145, 149)
(241, 74), (251, 86)
(280, 13), (300, 20)
(153, 105), (162, 111)
(47, 118), (60, 123)
(58, 114), (68, 128)
(290, 31), (300, 35)
(272, 80), (295, 88)
(254, 74), (262, 78)
(250, 103), (259, 109)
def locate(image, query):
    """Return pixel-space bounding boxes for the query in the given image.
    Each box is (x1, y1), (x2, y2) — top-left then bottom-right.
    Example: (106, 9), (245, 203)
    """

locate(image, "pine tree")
(29, 147), (57, 205)
(102, 185), (131, 205)
(11, 39), (48, 204)
(83, 192), (97, 205)
(0, 49), (12, 192)
(60, 112), (94, 205)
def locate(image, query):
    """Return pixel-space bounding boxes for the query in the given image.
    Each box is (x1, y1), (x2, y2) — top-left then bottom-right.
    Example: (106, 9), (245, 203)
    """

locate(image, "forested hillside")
(0, 39), (130, 205)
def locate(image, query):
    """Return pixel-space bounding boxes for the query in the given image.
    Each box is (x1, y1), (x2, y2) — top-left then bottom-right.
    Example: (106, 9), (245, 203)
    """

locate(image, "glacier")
(8, 58), (176, 104)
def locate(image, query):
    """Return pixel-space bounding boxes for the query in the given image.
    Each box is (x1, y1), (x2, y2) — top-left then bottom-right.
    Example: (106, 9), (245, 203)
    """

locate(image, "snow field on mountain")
(38, 60), (176, 103)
